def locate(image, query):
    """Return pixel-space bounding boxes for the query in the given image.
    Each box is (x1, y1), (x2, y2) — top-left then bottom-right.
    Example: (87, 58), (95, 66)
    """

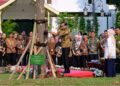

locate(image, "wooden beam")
(0, 0), (16, 10)
(26, 21), (37, 79)
(44, 4), (60, 15)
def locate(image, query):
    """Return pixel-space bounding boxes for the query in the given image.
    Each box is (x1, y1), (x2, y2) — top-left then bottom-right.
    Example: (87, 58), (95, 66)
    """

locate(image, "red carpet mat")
(58, 68), (94, 78)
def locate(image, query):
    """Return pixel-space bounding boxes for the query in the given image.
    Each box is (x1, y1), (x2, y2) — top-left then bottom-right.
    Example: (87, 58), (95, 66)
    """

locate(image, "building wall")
(1, 0), (116, 34)
(51, 16), (113, 35)
(2, 0), (35, 19)
(51, 0), (109, 13)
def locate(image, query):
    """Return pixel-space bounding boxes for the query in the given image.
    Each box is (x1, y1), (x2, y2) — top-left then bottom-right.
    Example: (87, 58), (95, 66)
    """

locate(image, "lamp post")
(100, 4), (104, 16)
(106, 12), (111, 29)
(92, 0), (104, 31)
(100, 8), (104, 16)
(92, 0), (96, 31)
(83, 3), (88, 16)
(83, 0), (104, 31)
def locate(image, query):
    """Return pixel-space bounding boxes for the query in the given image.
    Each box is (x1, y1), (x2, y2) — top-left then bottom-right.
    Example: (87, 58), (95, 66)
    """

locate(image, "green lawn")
(0, 74), (120, 86)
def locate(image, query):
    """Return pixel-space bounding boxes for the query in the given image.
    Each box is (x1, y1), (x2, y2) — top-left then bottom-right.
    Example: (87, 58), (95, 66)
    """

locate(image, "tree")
(58, 12), (68, 24)
(107, 0), (120, 10)
(86, 19), (91, 33)
(79, 16), (85, 33)
(73, 14), (79, 29)
(58, 13), (78, 30)
(116, 12), (120, 27)
(2, 19), (18, 36)
(114, 0), (120, 10)
(92, 14), (99, 35)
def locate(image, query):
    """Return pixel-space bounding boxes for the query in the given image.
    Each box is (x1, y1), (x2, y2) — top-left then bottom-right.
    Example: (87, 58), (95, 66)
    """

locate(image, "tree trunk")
(36, 0), (46, 42)
(36, 0), (46, 77)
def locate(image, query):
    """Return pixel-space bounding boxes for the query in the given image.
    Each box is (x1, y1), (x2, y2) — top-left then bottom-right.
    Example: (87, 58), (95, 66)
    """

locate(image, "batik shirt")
(88, 38), (99, 54)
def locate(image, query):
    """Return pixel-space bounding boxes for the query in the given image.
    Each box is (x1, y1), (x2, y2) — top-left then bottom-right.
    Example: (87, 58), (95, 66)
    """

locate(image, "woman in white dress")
(102, 29), (116, 77)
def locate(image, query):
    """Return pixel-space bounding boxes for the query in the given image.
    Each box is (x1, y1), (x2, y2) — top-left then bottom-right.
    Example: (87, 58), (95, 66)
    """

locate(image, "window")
(47, 0), (51, 4)
(106, 0), (116, 4)
(88, 0), (92, 4)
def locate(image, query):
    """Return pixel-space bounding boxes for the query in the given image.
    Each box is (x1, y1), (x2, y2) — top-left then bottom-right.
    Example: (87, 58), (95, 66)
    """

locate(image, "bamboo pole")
(48, 11), (50, 27)
(33, 45), (38, 79)
(0, 11), (2, 33)
(26, 21), (37, 79)
(36, 40), (47, 54)
(46, 49), (56, 78)
(17, 45), (43, 80)
(17, 39), (47, 80)
(17, 66), (28, 80)
(9, 40), (31, 80)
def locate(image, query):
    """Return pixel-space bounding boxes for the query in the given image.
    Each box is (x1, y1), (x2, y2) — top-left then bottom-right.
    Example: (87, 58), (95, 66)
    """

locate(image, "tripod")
(9, 21), (57, 80)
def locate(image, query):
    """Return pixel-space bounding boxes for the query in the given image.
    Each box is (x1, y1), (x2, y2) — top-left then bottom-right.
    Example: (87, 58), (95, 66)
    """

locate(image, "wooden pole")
(36, 40), (47, 54)
(9, 40), (31, 80)
(17, 66), (28, 80)
(36, 0), (47, 78)
(26, 22), (37, 79)
(0, 11), (2, 33)
(46, 49), (57, 78)
(17, 45), (43, 80)
(48, 11), (50, 28)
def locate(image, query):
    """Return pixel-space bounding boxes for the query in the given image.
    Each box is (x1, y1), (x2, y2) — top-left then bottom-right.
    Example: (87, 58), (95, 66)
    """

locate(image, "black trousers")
(88, 54), (98, 62)
(116, 57), (120, 73)
(79, 55), (87, 68)
(57, 57), (62, 66)
(105, 59), (116, 77)
(0, 52), (3, 66)
(6, 53), (16, 65)
(73, 55), (80, 67)
(22, 51), (29, 66)
(62, 47), (70, 72)
(17, 54), (22, 66)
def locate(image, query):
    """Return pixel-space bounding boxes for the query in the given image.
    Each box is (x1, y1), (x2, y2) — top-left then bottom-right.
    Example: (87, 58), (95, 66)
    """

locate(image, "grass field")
(0, 74), (120, 86)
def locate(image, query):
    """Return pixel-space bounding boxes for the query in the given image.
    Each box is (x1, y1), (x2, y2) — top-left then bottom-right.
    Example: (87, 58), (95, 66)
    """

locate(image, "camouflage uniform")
(115, 35), (120, 73)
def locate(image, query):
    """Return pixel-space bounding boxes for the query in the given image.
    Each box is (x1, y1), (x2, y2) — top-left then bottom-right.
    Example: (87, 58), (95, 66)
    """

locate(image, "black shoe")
(64, 70), (70, 73)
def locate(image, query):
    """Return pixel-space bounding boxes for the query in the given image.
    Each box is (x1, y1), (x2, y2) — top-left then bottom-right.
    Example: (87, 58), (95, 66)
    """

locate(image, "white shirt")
(104, 36), (116, 59)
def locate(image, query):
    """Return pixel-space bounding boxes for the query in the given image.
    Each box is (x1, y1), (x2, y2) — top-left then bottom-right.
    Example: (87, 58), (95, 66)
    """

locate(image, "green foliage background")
(86, 19), (91, 33)
(2, 19), (18, 36)
(58, 12), (99, 35)
(94, 14), (99, 35)
(116, 12), (120, 27)
(79, 16), (86, 33)
(58, 13), (86, 33)
(58, 12), (76, 30)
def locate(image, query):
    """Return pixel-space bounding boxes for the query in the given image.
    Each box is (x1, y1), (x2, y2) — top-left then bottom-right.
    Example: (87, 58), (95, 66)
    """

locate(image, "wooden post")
(17, 66), (27, 80)
(0, 11), (2, 33)
(36, 0), (47, 77)
(26, 21), (37, 79)
(9, 40), (31, 80)
(46, 49), (57, 78)
(36, 0), (46, 42)
(48, 11), (50, 28)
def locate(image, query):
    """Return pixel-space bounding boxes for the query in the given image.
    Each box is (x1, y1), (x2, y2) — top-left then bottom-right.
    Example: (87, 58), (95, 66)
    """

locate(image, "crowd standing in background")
(50, 22), (120, 77)
(0, 31), (32, 67)
(0, 22), (120, 77)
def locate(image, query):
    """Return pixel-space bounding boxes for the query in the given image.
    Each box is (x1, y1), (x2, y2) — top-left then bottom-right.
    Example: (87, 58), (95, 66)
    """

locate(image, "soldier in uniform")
(115, 27), (120, 73)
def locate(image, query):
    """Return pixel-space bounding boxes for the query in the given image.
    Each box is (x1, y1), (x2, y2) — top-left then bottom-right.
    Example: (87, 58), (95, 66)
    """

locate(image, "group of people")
(48, 22), (120, 77)
(0, 31), (33, 67)
(0, 22), (120, 77)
